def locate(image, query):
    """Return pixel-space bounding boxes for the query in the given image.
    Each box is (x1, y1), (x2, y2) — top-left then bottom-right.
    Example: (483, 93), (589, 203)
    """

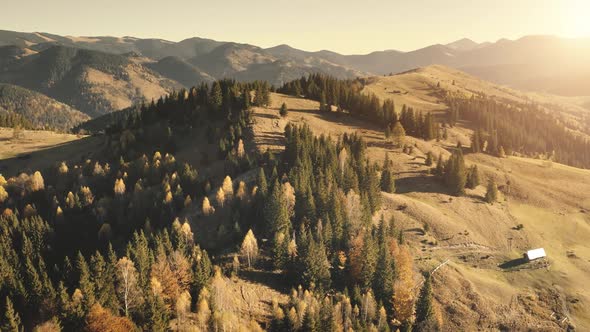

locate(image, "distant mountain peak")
(445, 38), (479, 51)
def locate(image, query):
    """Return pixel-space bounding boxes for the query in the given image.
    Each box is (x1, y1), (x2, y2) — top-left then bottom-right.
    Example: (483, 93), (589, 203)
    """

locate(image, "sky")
(3, 0), (590, 54)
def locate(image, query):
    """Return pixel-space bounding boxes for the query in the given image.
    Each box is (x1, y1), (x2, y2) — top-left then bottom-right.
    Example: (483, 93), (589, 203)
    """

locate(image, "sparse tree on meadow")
(484, 178), (499, 204)
(391, 121), (406, 147)
(280, 102), (288, 117)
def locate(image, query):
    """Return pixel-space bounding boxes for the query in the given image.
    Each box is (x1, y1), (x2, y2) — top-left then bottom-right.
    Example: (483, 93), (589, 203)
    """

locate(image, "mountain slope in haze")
(0, 30), (367, 87)
(2, 30), (590, 98)
(0, 45), (180, 116)
(0, 83), (90, 130)
(445, 38), (481, 51)
(146, 56), (215, 87)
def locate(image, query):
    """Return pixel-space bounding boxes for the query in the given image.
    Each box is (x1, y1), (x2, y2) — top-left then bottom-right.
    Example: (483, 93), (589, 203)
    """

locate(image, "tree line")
(447, 94), (590, 168)
(278, 74), (438, 141)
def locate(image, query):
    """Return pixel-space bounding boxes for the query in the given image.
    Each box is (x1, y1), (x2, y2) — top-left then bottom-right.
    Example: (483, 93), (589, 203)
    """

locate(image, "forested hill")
(0, 77), (442, 331)
(0, 83), (89, 130)
(0, 45), (179, 117)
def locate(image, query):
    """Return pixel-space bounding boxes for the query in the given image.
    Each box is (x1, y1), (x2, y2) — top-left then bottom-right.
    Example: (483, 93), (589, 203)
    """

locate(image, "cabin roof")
(525, 248), (546, 260)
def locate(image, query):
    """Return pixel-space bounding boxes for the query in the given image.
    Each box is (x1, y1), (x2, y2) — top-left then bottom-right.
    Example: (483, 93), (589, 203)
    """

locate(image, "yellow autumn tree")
(215, 187), (226, 207)
(202, 197), (215, 216)
(116, 257), (144, 317)
(114, 178), (126, 196)
(282, 182), (296, 219)
(236, 139), (245, 158)
(240, 229), (259, 268)
(58, 162), (69, 174)
(392, 244), (416, 327)
(222, 175), (234, 198)
(29, 171), (45, 192)
(236, 181), (248, 202)
(176, 291), (192, 330)
(0, 186), (7, 203)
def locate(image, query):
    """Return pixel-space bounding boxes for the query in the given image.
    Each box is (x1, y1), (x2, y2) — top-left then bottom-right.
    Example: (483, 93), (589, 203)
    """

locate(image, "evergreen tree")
(3, 297), (22, 332)
(300, 236), (331, 290)
(435, 153), (444, 177)
(484, 178), (499, 204)
(466, 165), (480, 189)
(471, 130), (481, 153)
(264, 180), (291, 236)
(280, 102), (288, 117)
(415, 276), (438, 331)
(498, 146), (506, 158)
(425, 152), (434, 166)
(210, 82), (223, 109)
(391, 121), (406, 147)
(77, 252), (96, 309)
(320, 92), (328, 112)
(360, 233), (378, 290)
(380, 154), (396, 193)
(374, 222), (395, 310)
(445, 148), (467, 196)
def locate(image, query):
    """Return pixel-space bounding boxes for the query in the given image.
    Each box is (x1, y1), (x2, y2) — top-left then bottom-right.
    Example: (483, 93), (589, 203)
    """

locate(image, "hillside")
(2, 74), (589, 330)
(147, 56), (215, 87)
(0, 83), (89, 130)
(361, 65), (590, 137)
(249, 92), (590, 330)
(0, 45), (180, 116)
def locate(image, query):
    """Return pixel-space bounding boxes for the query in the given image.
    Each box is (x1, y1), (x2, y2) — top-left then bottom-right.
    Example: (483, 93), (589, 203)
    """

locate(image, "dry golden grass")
(0, 127), (101, 176)
(84, 64), (175, 111)
(363, 65), (590, 139)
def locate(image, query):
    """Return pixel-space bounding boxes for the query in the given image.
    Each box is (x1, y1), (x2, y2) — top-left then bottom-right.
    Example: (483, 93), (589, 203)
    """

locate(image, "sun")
(563, 0), (590, 37)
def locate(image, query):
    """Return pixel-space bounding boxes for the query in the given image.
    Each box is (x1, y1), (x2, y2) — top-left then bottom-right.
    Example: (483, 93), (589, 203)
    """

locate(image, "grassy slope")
(251, 92), (590, 330)
(362, 65), (590, 137)
(0, 128), (101, 176)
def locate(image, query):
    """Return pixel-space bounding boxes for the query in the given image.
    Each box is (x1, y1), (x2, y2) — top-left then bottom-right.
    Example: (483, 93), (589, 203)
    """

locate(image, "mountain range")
(1, 29), (590, 122)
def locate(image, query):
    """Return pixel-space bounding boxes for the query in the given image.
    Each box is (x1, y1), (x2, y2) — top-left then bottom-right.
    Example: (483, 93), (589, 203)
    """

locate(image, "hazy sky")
(3, 0), (590, 54)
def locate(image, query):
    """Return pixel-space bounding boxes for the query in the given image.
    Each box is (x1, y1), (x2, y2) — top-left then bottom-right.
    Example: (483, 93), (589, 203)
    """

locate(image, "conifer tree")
(320, 92), (328, 112)
(380, 155), (396, 193)
(391, 121), (406, 148)
(466, 165), (480, 189)
(471, 130), (481, 153)
(3, 297), (22, 332)
(264, 180), (291, 236)
(77, 252), (96, 309)
(256, 167), (268, 197)
(374, 220), (395, 311)
(360, 233), (378, 290)
(425, 152), (434, 166)
(415, 276), (437, 331)
(498, 146), (506, 158)
(484, 178), (499, 204)
(280, 102), (288, 117)
(435, 153), (444, 177)
(300, 235), (331, 290)
(445, 148), (467, 196)
(210, 82), (223, 109)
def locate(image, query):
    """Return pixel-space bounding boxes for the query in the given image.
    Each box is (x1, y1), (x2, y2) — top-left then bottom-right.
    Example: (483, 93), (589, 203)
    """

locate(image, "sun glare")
(563, 0), (590, 37)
